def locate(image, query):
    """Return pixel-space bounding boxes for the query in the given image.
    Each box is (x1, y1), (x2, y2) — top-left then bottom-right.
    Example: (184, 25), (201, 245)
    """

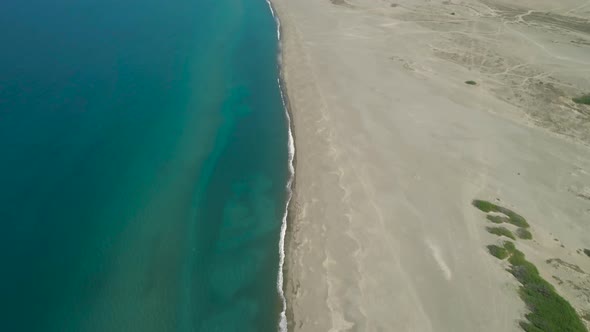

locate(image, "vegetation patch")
(474, 199), (587, 331)
(502, 243), (588, 332)
(472, 199), (496, 212)
(505, 213), (529, 228)
(573, 94), (590, 105)
(504, 241), (516, 251)
(516, 228), (533, 240)
(487, 226), (516, 240)
(465, 80), (477, 85)
(487, 244), (508, 259)
(487, 214), (510, 224)
(472, 200), (529, 228)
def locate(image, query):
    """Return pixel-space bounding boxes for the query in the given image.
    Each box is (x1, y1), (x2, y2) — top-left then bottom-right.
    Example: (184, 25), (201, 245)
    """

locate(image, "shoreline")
(264, 1), (295, 331)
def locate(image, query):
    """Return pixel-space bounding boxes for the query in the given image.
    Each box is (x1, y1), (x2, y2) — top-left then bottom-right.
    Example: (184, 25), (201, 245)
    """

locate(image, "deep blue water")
(0, 0), (289, 331)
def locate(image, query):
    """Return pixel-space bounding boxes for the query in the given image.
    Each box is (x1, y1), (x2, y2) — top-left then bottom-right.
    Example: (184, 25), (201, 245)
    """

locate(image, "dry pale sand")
(271, 0), (590, 331)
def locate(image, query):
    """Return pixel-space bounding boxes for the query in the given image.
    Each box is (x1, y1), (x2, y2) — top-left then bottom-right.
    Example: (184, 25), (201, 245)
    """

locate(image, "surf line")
(264, 1), (294, 331)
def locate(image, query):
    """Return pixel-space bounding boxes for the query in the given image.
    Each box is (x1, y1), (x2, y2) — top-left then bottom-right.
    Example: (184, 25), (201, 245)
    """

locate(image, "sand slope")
(272, 0), (590, 330)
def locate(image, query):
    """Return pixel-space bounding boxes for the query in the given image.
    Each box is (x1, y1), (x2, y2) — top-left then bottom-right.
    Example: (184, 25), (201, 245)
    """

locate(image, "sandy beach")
(272, 0), (590, 331)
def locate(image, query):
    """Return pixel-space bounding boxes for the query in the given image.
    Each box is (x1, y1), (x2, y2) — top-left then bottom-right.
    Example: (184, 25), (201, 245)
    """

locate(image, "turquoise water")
(0, 0), (289, 331)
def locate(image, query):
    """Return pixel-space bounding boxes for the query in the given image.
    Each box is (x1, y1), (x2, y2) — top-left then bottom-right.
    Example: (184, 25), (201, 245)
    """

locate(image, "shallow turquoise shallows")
(0, 0), (289, 331)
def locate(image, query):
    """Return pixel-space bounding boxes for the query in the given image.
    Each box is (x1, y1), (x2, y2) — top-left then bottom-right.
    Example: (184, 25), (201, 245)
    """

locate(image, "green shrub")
(472, 200), (529, 228)
(487, 226), (516, 240)
(502, 210), (529, 228)
(516, 228), (533, 240)
(504, 241), (516, 251)
(487, 215), (510, 224)
(504, 245), (587, 332)
(472, 199), (496, 212)
(487, 244), (508, 259)
(465, 80), (477, 85)
(573, 94), (590, 105)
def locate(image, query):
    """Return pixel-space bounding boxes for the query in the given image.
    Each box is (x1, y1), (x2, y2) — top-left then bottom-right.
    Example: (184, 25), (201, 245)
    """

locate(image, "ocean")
(0, 0), (290, 331)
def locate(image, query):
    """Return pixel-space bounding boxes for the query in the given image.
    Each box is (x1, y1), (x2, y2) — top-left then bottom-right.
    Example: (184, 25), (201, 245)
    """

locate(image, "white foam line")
(266, 0), (281, 40)
(264, 1), (293, 332)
